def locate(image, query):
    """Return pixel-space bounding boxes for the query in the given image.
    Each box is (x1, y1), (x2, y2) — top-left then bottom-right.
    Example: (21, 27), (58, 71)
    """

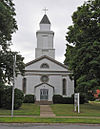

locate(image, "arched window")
(40, 63), (49, 69)
(22, 78), (26, 94)
(62, 79), (66, 95)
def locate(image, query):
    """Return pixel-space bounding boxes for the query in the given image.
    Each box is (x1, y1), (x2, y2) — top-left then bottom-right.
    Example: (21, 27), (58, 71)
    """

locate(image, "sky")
(11, 0), (87, 63)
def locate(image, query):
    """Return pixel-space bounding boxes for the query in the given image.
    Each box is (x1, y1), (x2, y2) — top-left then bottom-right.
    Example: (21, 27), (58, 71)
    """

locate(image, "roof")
(34, 82), (54, 89)
(40, 14), (51, 24)
(25, 55), (68, 69)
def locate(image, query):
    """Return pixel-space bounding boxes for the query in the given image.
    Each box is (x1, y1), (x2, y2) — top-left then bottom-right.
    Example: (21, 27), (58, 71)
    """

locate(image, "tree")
(0, 0), (17, 50)
(64, 0), (100, 100)
(0, 51), (25, 83)
(0, 0), (25, 83)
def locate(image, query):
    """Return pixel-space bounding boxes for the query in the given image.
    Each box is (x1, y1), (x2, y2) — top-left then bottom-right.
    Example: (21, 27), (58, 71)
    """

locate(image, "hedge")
(1, 86), (24, 110)
(24, 94), (35, 103)
(0, 83), (5, 108)
(53, 95), (63, 104)
(53, 94), (86, 104)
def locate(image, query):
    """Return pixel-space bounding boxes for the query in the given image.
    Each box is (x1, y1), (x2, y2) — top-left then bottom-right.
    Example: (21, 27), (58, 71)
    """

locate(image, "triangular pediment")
(25, 55), (70, 73)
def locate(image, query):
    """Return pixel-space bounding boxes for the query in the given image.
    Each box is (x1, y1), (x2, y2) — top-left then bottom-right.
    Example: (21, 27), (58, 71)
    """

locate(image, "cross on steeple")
(43, 8), (48, 14)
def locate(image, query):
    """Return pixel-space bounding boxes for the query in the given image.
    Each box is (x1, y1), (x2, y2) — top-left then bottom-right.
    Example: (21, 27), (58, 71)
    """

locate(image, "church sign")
(74, 93), (80, 113)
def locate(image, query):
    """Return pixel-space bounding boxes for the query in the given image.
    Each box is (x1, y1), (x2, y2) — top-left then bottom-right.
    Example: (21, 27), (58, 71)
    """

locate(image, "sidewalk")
(40, 105), (56, 117)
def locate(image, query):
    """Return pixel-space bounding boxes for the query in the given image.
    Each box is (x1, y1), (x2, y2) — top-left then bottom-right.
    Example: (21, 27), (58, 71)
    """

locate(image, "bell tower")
(35, 14), (55, 59)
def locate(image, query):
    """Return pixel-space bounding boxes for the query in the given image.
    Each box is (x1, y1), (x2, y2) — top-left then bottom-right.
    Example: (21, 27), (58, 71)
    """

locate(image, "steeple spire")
(40, 14), (51, 24)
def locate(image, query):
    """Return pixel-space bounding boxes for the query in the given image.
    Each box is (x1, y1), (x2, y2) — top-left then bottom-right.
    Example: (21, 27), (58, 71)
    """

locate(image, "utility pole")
(11, 54), (16, 117)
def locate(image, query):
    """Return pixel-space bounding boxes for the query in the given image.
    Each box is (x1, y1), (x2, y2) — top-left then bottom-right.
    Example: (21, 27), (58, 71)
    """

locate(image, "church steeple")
(39, 14), (51, 31)
(40, 14), (51, 24)
(35, 14), (55, 59)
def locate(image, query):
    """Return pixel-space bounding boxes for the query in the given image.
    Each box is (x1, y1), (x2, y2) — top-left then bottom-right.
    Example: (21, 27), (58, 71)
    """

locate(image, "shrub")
(2, 86), (24, 110)
(72, 93), (87, 104)
(53, 95), (73, 104)
(53, 93), (86, 104)
(80, 93), (87, 104)
(53, 95), (63, 104)
(14, 88), (24, 109)
(0, 83), (5, 108)
(62, 97), (74, 104)
(24, 94), (35, 103)
(86, 92), (95, 101)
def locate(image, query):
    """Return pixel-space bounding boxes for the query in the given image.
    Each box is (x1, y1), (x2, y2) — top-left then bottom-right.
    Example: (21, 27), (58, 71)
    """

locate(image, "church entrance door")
(40, 89), (48, 100)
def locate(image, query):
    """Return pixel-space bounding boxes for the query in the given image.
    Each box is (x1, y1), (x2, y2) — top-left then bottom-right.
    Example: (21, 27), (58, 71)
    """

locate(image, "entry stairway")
(35, 100), (53, 105)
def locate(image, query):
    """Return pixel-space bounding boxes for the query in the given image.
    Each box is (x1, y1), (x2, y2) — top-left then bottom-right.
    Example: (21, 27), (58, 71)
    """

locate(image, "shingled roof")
(40, 14), (51, 24)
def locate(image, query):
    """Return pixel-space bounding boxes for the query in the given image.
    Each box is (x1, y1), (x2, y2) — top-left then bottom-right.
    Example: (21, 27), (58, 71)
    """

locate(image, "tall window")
(22, 78), (26, 94)
(62, 79), (66, 95)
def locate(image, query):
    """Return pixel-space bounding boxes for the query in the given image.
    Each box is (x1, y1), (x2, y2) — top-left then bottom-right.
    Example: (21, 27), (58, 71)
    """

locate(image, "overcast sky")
(11, 0), (87, 63)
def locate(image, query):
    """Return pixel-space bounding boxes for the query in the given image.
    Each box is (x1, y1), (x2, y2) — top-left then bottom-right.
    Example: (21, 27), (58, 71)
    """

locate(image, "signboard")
(74, 93), (80, 113)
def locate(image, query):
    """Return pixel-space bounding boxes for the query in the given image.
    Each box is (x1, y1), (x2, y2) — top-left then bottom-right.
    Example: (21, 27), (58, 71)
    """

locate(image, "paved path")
(0, 123), (100, 129)
(40, 105), (55, 117)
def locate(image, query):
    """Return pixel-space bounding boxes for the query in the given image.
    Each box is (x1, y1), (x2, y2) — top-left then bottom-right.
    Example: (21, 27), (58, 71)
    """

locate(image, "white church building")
(15, 14), (74, 104)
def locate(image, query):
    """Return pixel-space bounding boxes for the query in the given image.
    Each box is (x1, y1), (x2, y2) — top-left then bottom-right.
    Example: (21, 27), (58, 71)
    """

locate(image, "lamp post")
(11, 54), (16, 117)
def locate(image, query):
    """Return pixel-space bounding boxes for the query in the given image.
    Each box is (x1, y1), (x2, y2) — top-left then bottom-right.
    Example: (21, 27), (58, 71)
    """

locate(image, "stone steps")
(35, 101), (53, 105)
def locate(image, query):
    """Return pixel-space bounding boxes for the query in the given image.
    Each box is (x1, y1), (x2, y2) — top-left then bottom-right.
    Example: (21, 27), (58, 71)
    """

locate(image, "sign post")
(11, 54), (16, 117)
(74, 93), (80, 113)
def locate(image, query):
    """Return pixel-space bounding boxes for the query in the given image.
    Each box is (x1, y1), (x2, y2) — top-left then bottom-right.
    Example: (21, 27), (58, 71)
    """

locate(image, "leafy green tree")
(0, 0), (25, 83)
(64, 0), (100, 100)
(0, 51), (25, 83)
(0, 0), (17, 50)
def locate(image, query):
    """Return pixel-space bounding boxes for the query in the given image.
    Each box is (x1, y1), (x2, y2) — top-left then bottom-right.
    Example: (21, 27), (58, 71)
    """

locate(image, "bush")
(86, 92), (95, 101)
(0, 83), (5, 108)
(53, 95), (73, 104)
(62, 97), (74, 104)
(14, 88), (24, 109)
(53, 93), (86, 104)
(24, 94), (35, 103)
(2, 86), (24, 110)
(53, 95), (63, 104)
(71, 93), (87, 104)
(80, 93), (87, 104)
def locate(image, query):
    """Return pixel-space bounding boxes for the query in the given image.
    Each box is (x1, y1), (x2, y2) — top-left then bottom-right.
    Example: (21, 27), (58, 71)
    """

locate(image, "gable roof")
(40, 14), (51, 24)
(26, 55), (68, 69)
(34, 82), (54, 89)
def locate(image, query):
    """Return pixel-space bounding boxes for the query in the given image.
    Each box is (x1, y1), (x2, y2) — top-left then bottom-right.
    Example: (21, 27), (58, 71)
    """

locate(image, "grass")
(1, 103), (100, 123)
(0, 103), (40, 116)
(51, 103), (100, 117)
(0, 103), (100, 117)
(0, 117), (100, 124)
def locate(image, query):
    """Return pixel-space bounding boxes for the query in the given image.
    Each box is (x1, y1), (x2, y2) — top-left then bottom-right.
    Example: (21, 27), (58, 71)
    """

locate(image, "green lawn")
(0, 117), (100, 124)
(0, 103), (40, 116)
(51, 103), (100, 117)
(1, 103), (100, 123)
(1, 103), (100, 117)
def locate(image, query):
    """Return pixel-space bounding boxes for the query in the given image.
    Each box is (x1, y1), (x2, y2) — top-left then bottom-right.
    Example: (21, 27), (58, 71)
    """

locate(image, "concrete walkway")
(40, 105), (56, 117)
